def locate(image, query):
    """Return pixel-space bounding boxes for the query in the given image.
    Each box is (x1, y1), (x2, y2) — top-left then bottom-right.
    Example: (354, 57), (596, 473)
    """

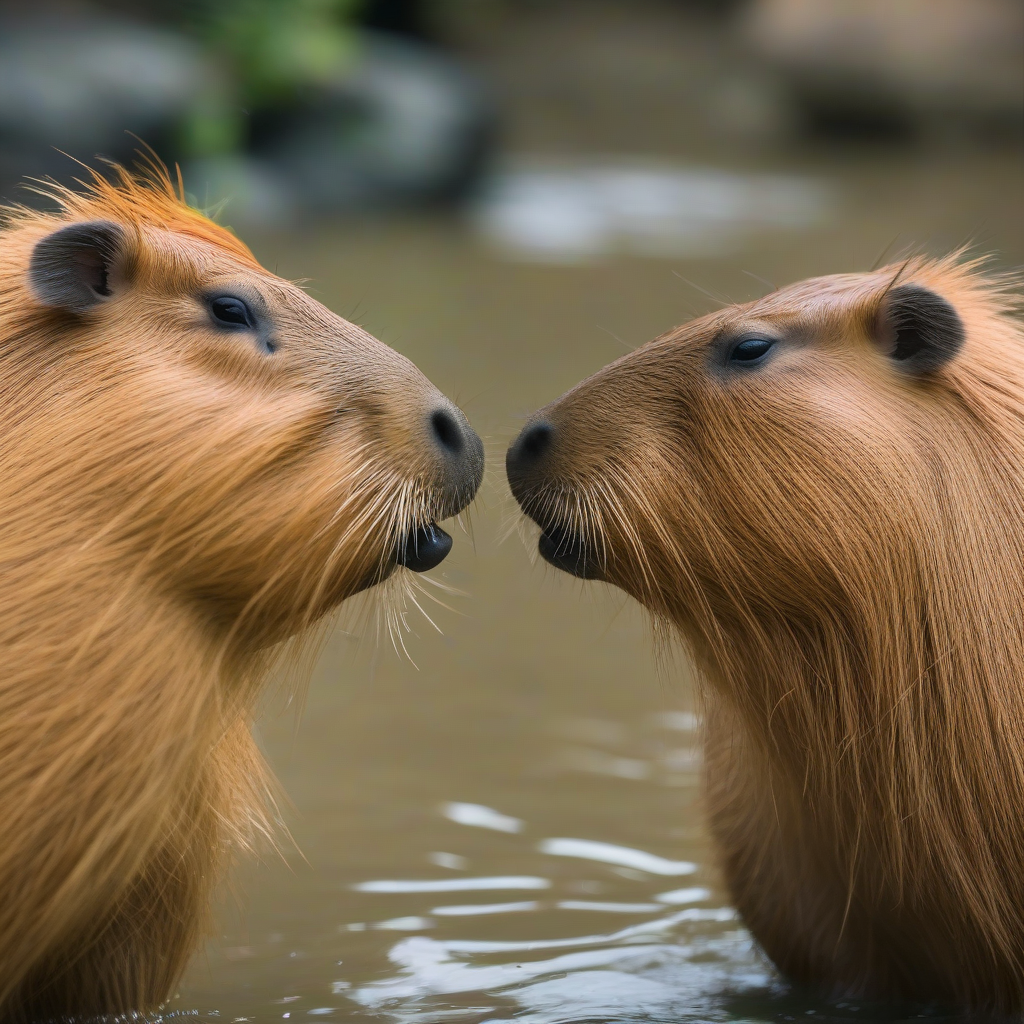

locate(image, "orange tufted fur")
(0, 163), (481, 1017)
(507, 256), (1024, 1015)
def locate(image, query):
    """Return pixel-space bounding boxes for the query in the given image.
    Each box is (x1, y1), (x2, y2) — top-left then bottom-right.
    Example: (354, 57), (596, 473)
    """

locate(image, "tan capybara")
(507, 256), (1024, 1015)
(0, 164), (482, 1018)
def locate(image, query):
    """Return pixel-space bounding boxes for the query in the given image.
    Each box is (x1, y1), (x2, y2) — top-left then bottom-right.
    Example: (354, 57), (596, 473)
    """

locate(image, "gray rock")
(739, 0), (1024, 137)
(249, 30), (495, 212)
(0, 15), (216, 184)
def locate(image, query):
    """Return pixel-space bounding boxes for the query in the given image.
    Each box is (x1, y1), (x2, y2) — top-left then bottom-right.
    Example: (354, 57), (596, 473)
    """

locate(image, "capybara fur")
(507, 256), (1024, 1015)
(0, 165), (482, 1017)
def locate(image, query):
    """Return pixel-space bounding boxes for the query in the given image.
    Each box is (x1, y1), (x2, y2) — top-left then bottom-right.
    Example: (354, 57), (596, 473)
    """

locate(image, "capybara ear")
(29, 220), (128, 314)
(877, 284), (965, 375)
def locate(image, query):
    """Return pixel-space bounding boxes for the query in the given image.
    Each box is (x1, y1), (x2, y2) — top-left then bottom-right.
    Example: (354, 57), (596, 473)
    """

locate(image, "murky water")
(170, 150), (1023, 1022)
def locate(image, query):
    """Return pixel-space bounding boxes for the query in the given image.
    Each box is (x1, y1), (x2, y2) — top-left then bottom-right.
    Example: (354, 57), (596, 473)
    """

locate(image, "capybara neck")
(0, 165), (481, 1016)
(508, 255), (1024, 1012)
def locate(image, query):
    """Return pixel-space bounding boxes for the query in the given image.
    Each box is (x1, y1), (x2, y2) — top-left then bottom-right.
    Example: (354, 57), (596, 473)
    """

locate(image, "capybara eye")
(209, 295), (255, 330)
(730, 336), (775, 364)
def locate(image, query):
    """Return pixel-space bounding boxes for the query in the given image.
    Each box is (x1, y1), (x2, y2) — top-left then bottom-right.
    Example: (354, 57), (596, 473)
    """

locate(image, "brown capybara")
(507, 256), (1024, 1015)
(0, 164), (482, 1018)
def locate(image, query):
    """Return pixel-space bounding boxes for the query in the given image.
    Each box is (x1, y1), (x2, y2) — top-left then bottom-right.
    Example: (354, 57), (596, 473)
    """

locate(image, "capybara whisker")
(0, 160), (482, 1016)
(507, 252), (1024, 1015)
(406, 586), (445, 635)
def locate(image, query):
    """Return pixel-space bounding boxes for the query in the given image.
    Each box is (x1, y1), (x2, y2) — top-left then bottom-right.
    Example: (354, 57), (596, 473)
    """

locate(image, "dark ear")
(877, 284), (964, 375)
(29, 221), (128, 314)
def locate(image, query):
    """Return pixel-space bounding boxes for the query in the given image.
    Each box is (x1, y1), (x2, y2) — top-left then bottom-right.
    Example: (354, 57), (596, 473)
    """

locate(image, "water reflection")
(430, 852), (470, 870)
(174, 673), (976, 1022)
(338, 717), (766, 1023)
(555, 901), (663, 913)
(354, 878), (550, 894)
(433, 902), (541, 917)
(537, 838), (697, 875)
(472, 159), (833, 263)
(351, 909), (766, 1023)
(442, 802), (525, 833)
(322, 711), (963, 1024)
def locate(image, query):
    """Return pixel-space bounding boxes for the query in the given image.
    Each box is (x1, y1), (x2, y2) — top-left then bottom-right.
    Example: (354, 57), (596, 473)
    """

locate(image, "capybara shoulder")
(0, 164), (481, 1016)
(508, 255), (1024, 1013)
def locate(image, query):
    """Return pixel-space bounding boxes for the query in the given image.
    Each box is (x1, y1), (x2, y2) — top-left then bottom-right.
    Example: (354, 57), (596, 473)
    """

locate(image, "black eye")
(730, 336), (775, 364)
(209, 295), (254, 329)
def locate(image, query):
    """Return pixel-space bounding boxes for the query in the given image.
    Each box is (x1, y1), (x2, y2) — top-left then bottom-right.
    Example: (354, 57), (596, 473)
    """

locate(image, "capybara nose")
(428, 403), (485, 499)
(506, 419), (554, 489)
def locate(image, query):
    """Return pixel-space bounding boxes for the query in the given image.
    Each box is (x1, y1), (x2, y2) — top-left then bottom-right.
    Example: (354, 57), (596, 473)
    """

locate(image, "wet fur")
(512, 257), (1024, 1014)
(0, 166), (465, 1016)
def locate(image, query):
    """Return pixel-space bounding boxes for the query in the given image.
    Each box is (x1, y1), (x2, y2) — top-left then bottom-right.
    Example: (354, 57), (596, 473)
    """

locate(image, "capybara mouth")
(396, 522), (453, 573)
(538, 523), (603, 580)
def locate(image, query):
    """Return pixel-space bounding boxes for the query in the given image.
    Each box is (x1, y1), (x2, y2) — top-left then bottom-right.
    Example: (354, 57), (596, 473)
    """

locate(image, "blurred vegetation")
(164, 0), (365, 156)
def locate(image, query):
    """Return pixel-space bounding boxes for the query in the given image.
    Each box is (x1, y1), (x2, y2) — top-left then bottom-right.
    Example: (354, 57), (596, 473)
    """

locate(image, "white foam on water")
(374, 916), (435, 931)
(655, 886), (712, 905)
(431, 901), (540, 917)
(429, 852), (469, 870)
(538, 837), (698, 875)
(512, 970), (680, 1017)
(441, 802), (523, 833)
(412, 906), (738, 956)
(348, 908), (768, 1023)
(352, 938), (668, 1004)
(556, 901), (663, 913)
(354, 877), (550, 894)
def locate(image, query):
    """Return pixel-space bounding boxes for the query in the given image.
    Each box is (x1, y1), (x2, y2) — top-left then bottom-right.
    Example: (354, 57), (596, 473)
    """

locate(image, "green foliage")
(173, 0), (363, 156)
(199, 0), (362, 102)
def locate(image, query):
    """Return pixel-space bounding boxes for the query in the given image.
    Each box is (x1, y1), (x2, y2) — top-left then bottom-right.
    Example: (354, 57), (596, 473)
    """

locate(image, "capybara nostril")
(506, 420), (555, 485)
(522, 420), (554, 460)
(426, 404), (484, 517)
(430, 407), (465, 456)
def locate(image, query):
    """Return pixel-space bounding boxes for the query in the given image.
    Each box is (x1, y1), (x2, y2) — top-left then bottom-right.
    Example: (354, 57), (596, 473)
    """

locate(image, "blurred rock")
(0, 13), (496, 218)
(739, 0), (1024, 140)
(243, 30), (496, 215)
(0, 14), (215, 189)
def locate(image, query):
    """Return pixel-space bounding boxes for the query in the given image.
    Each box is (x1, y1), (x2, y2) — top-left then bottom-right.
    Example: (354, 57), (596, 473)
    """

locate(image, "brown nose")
(506, 419), (554, 495)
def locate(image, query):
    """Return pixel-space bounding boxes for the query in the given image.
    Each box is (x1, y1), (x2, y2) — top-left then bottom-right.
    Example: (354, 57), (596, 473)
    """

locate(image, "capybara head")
(4, 166), (483, 646)
(506, 259), (1011, 636)
(507, 257), (1024, 1009)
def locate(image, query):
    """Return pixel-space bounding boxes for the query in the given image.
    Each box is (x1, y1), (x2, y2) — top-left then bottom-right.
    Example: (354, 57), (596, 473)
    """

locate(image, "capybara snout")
(507, 256), (1024, 1012)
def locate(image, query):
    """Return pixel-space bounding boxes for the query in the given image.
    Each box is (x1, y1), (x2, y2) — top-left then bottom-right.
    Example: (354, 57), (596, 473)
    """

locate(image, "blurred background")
(3, 1), (1021, 1021)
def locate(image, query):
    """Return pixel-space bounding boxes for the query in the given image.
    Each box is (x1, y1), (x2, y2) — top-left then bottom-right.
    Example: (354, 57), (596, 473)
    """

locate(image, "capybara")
(506, 256), (1024, 1014)
(0, 164), (482, 1017)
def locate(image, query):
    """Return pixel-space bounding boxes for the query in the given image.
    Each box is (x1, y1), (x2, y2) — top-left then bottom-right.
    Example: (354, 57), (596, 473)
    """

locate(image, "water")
(470, 158), (831, 262)
(170, 149), (1023, 1021)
